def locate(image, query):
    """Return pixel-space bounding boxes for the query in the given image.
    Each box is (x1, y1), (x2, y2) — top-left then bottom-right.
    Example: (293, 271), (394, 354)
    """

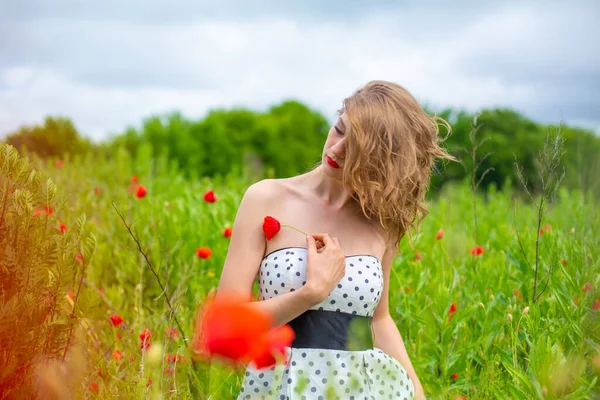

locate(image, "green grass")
(29, 146), (600, 399)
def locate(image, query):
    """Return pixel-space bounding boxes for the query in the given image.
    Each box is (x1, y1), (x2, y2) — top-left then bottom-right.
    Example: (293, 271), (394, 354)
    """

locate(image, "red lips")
(326, 156), (340, 169)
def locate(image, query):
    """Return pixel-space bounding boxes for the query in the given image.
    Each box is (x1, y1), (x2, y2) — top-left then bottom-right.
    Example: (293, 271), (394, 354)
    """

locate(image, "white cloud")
(1, 1), (598, 141)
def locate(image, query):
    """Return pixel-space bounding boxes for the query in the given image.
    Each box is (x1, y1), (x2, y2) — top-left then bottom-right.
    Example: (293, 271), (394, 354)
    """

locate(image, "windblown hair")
(339, 80), (457, 249)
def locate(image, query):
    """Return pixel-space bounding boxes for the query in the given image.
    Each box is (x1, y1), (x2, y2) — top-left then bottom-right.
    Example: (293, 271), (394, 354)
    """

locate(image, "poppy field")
(1, 143), (599, 400)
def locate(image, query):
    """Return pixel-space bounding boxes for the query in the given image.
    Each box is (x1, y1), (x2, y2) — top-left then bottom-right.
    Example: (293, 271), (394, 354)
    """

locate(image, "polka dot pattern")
(237, 347), (415, 399)
(258, 247), (384, 317)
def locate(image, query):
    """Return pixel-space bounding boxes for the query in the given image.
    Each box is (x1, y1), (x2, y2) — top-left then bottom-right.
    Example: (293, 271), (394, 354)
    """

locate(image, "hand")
(302, 234), (346, 304)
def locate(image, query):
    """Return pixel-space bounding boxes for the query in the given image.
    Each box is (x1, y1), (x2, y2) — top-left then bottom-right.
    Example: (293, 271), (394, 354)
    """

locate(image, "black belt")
(287, 310), (374, 350)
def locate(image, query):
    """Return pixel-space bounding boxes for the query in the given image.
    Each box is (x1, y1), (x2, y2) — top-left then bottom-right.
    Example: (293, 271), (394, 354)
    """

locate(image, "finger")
(334, 238), (344, 255)
(310, 233), (334, 248)
(332, 237), (341, 249)
(306, 235), (317, 255)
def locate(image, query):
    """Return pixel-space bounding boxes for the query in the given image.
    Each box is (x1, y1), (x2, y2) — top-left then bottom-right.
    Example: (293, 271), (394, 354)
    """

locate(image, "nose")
(330, 138), (346, 159)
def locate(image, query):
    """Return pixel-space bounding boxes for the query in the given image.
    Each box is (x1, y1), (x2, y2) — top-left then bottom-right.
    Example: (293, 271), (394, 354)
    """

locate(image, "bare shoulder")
(243, 178), (285, 204)
(369, 219), (400, 257)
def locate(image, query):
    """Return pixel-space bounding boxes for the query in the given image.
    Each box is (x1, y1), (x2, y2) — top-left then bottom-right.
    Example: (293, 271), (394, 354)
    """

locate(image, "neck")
(306, 165), (356, 211)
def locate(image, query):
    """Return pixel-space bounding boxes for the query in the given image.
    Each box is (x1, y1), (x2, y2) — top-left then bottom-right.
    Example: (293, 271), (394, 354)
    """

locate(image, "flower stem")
(281, 224), (307, 236)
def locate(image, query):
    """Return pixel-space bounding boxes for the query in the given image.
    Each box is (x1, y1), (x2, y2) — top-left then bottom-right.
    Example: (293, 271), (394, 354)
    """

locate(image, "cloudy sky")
(1, 0), (599, 142)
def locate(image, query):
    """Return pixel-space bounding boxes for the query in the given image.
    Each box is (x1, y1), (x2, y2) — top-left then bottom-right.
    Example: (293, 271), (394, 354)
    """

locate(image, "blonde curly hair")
(336, 80), (457, 249)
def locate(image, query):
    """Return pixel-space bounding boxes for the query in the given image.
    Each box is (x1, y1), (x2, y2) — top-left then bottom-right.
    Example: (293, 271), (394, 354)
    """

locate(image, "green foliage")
(104, 100), (328, 181)
(3, 104), (599, 199)
(0, 143), (98, 398)
(431, 108), (600, 198)
(18, 141), (598, 399)
(4, 116), (95, 159)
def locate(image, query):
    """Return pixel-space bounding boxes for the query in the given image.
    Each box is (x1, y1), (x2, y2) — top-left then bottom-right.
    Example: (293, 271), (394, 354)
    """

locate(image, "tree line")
(3, 100), (599, 196)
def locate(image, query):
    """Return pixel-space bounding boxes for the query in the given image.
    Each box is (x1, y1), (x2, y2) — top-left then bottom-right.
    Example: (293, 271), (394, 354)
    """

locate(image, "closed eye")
(334, 125), (345, 136)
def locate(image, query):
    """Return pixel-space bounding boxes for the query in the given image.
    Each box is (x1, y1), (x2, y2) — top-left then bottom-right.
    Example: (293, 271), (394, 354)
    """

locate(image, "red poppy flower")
(94, 187), (103, 196)
(448, 302), (457, 322)
(194, 293), (294, 368)
(139, 328), (152, 350)
(582, 282), (592, 294)
(195, 294), (272, 362)
(146, 378), (152, 387)
(165, 326), (180, 341)
(593, 299), (600, 311)
(449, 302), (457, 314)
(435, 229), (444, 240)
(223, 227), (232, 238)
(59, 223), (68, 234)
(112, 349), (123, 361)
(166, 353), (188, 364)
(561, 259), (567, 266)
(131, 175), (139, 184)
(263, 216), (281, 240)
(55, 160), (64, 168)
(195, 247), (212, 259)
(470, 246), (484, 256)
(203, 190), (217, 203)
(110, 314), (124, 327)
(34, 204), (54, 218)
(136, 184), (147, 199)
(413, 250), (422, 262)
(88, 382), (99, 393)
(249, 325), (295, 369)
(75, 253), (85, 264)
(451, 373), (458, 380)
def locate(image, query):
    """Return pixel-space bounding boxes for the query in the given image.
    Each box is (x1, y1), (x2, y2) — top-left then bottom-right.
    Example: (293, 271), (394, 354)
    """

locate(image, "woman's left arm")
(372, 242), (426, 399)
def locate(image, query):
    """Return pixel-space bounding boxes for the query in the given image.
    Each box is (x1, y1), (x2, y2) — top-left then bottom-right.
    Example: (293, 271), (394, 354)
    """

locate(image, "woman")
(217, 80), (455, 399)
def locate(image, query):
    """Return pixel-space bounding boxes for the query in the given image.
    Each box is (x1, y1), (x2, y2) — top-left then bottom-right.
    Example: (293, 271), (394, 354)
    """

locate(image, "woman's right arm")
(216, 180), (319, 328)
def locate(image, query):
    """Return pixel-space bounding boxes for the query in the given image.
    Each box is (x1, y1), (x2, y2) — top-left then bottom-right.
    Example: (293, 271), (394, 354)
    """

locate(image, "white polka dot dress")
(237, 247), (415, 400)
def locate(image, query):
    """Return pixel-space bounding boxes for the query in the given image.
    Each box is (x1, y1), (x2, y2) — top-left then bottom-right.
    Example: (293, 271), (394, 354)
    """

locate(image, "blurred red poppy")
(203, 190), (217, 203)
(75, 253), (85, 264)
(131, 175), (139, 184)
(136, 185), (147, 199)
(196, 247), (212, 259)
(194, 293), (294, 368)
(249, 325), (295, 369)
(413, 250), (422, 262)
(59, 223), (68, 234)
(112, 349), (123, 361)
(88, 382), (99, 393)
(165, 326), (180, 341)
(448, 302), (457, 322)
(110, 315), (124, 327)
(470, 246), (484, 256)
(435, 229), (444, 240)
(223, 227), (233, 238)
(139, 328), (152, 350)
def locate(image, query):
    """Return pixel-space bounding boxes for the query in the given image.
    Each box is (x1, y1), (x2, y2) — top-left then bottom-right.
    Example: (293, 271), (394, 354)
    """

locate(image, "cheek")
(323, 135), (335, 149)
